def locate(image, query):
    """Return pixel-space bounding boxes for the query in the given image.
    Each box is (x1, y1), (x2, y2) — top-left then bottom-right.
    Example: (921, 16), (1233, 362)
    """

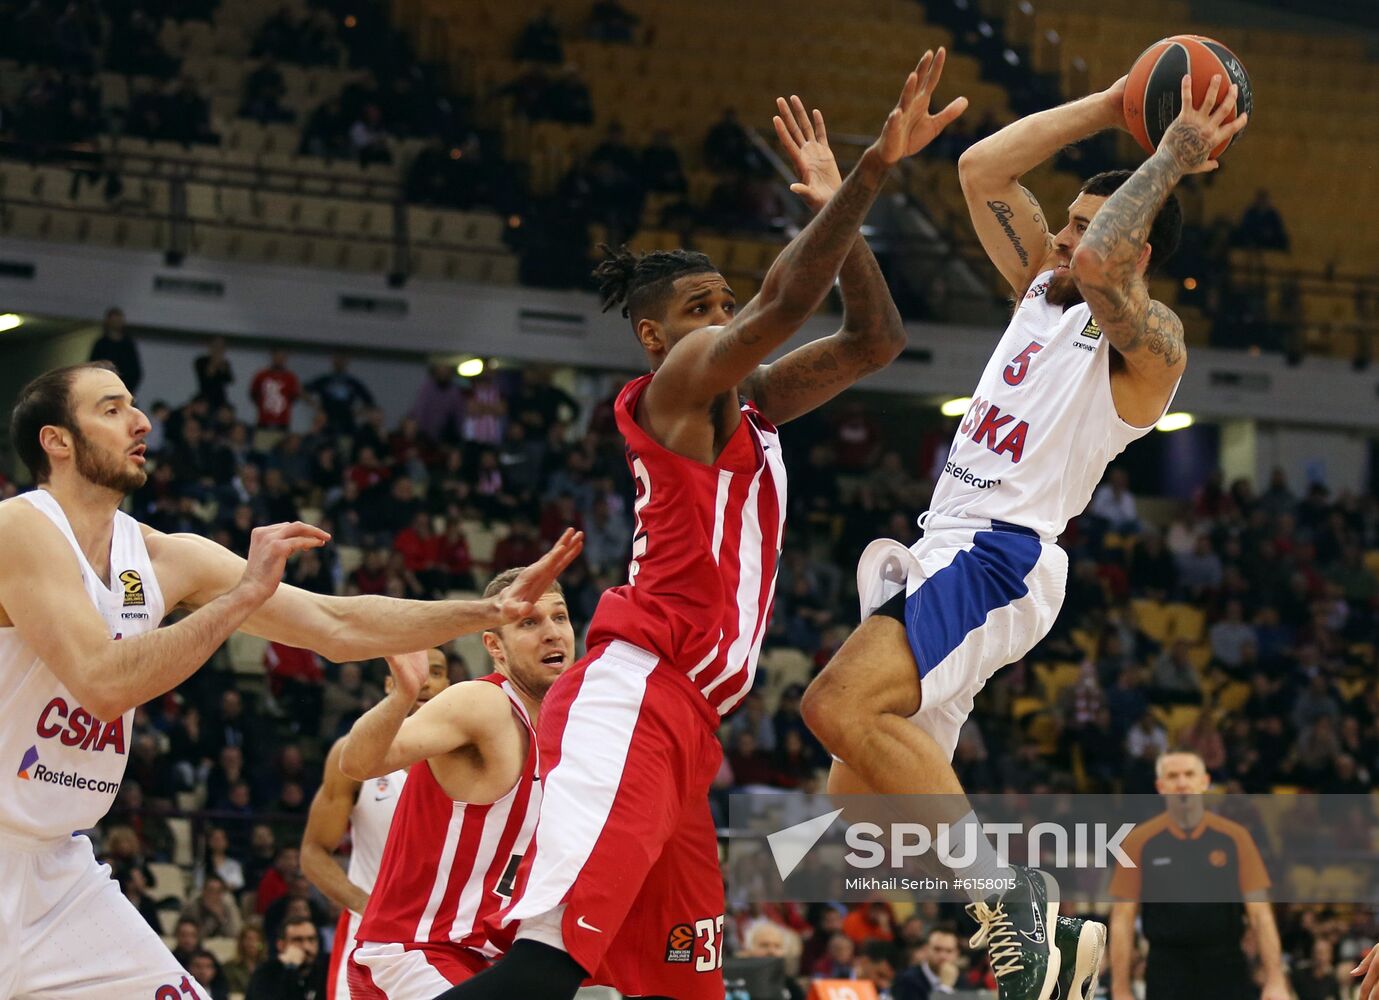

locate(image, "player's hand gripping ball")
(1123, 34), (1252, 158)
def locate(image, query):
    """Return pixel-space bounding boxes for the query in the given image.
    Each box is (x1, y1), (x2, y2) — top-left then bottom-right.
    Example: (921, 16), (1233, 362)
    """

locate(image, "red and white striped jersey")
(354, 674), (540, 959)
(586, 374), (788, 717)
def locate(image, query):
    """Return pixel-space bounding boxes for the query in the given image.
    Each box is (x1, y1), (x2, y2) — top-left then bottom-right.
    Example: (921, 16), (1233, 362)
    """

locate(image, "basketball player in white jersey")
(303, 648), (452, 1000)
(338, 568), (574, 996)
(0, 361), (581, 1000)
(800, 76), (1247, 1000)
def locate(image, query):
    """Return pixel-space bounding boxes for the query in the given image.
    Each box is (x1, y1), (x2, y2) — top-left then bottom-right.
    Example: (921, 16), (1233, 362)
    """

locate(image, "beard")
(72, 428), (147, 495)
(1045, 271), (1084, 308)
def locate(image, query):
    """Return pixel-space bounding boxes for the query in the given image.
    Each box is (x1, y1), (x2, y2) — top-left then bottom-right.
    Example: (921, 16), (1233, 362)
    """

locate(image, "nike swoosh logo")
(1022, 929), (1046, 945)
(576, 915), (602, 933)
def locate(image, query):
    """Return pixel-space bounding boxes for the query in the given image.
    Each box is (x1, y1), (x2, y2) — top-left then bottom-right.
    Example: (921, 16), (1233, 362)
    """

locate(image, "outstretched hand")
(384, 650), (430, 700)
(239, 521), (331, 602)
(773, 95), (843, 214)
(493, 528), (584, 623)
(871, 47), (968, 167)
(1160, 73), (1248, 174)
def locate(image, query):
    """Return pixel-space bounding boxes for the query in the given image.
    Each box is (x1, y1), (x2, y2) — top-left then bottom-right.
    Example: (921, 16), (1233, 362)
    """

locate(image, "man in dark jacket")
(88, 307), (142, 392)
(246, 916), (327, 1000)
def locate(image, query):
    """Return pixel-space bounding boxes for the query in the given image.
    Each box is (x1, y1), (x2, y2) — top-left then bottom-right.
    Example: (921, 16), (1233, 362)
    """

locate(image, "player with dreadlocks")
(436, 51), (967, 1000)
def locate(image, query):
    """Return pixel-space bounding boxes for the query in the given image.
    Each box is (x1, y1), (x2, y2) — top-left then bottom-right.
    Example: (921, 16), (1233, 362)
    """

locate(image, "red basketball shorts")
(493, 639), (727, 1000)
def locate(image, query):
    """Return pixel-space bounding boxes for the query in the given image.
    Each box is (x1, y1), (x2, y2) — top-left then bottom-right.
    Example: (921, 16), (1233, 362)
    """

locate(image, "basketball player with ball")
(801, 37), (1249, 1000)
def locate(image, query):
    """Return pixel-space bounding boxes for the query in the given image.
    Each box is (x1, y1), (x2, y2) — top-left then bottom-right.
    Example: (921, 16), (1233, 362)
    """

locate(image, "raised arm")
(338, 654), (512, 780)
(0, 501), (325, 722)
(739, 97), (907, 425)
(650, 49), (965, 410)
(958, 80), (1125, 297)
(299, 738), (368, 914)
(1072, 75), (1246, 424)
(155, 527), (582, 663)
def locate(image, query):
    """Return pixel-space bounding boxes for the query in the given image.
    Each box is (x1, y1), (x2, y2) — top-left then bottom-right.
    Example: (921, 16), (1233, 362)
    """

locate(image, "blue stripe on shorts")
(904, 528), (1044, 679)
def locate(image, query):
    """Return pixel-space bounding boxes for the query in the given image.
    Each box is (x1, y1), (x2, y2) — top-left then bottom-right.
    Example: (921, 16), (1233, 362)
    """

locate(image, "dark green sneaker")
(1053, 915), (1106, 1000)
(965, 865), (1061, 1000)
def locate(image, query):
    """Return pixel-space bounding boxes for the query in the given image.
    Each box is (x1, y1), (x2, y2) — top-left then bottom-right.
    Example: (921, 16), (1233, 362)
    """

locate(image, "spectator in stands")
(843, 901), (895, 946)
(88, 307), (142, 392)
(726, 729), (775, 788)
(307, 353), (374, 432)
(116, 865), (164, 932)
(898, 924), (961, 998)
(1153, 639), (1202, 705)
(586, 0), (639, 42)
(437, 518), (476, 590)
(194, 337), (234, 410)
(107, 8), (177, 77)
(641, 128), (687, 195)
(1209, 599), (1257, 668)
(737, 920), (806, 1000)
(250, 349), (301, 430)
(1235, 189), (1289, 251)
(182, 873), (242, 940)
(812, 933), (856, 979)
(853, 940), (903, 995)
(221, 925), (266, 997)
(582, 494), (629, 573)
(188, 951), (229, 1000)
(412, 363), (467, 441)
(172, 916), (204, 969)
(349, 102), (392, 165)
(255, 844), (299, 915)
(703, 107), (751, 174)
(544, 63), (594, 124)
(320, 661), (383, 740)
(246, 915), (327, 1000)
(263, 870), (329, 945)
(492, 513), (544, 570)
(163, 76), (217, 145)
(1177, 534), (1224, 597)
(1090, 467), (1140, 534)
(299, 95), (350, 158)
(198, 827), (245, 893)
(515, 6), (563, 62)
(241, 56), (292, 123)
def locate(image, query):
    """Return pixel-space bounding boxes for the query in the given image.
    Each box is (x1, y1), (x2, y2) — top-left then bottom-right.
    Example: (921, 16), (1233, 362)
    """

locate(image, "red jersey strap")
(614, 373), (775, 475)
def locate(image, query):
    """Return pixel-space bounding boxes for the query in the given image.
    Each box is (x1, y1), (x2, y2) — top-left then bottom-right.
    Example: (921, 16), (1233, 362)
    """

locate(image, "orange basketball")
(1123, 34), (1252, 158)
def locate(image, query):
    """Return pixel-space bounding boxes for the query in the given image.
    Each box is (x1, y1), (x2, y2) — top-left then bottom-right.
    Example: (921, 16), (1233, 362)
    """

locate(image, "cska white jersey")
(930, 270), (1175, 540)
(0, 490), (165, 840)
(345, 767), (407, 904)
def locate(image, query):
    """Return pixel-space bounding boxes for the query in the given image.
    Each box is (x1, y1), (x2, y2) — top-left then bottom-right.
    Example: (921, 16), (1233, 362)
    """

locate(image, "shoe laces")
(966, 901), (1025, 979)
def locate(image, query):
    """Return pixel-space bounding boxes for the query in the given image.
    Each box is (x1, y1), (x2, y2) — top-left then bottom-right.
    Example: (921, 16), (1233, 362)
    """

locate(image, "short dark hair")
(10, 361), (118, 483)
(1079, 170), (1181, 273)
(483, 567), (564, 600)
(593, 244), (718, 324)
(278, 915), (317, 941)
(859, 939), (901, 969)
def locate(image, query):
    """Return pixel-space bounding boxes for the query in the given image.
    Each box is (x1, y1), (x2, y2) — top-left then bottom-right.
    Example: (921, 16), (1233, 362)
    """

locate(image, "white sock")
(947, 810), (1008, 905)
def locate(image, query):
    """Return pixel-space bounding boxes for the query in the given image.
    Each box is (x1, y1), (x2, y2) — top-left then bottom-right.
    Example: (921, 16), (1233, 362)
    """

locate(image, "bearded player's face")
(68, 368), (151, 494)
(1045, 192), (1107, 308)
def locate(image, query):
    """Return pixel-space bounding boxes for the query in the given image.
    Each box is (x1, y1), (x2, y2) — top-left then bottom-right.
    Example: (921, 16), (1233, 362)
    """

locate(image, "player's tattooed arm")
(743, 237), (905, 425)
(739, 95), (906, 423)
(1074, 74), (1246, 373)
(653, 49), (963, 409)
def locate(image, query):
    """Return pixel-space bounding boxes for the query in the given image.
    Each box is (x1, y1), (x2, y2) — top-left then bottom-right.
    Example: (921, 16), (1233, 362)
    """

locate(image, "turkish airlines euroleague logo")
(120, 569), (145, 607)
(665, 923), (695, 963)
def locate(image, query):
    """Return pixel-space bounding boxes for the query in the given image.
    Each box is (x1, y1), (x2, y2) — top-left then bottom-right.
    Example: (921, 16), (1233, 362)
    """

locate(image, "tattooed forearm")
(1077, 147), (1183, 275)
(836, 238), (906, 361)
(987, 200), (1030, 267)
(709, 153), (889, 368)
(745, 237), (904, 424)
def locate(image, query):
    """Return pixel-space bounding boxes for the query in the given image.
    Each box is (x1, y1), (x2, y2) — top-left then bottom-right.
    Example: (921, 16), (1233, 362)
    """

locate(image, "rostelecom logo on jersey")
(16, 745), (38, 779)
(119, 569), (145, 607)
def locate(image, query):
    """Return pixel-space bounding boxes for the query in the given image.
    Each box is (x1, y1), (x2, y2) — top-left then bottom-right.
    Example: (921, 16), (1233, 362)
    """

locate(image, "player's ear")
(481, 629), (504, 666)
(39, 424), (72, 462)
(634, 316), (665, 354)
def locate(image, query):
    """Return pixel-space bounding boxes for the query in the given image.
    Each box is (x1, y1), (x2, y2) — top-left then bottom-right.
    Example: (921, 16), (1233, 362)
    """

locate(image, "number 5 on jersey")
(1003, 340), (1044, 386)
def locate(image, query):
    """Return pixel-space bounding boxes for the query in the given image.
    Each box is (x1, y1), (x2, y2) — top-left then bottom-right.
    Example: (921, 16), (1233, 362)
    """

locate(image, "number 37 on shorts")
(664, 915), (725, 972)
